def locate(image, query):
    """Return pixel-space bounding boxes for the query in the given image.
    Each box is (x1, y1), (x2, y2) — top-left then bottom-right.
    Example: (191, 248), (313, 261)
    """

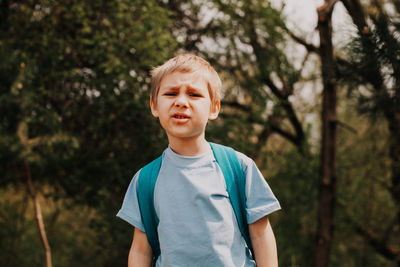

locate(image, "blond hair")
(150, 54), (222, 105)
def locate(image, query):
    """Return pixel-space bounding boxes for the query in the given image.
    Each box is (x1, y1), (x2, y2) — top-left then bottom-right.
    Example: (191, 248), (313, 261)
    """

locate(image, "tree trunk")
(25, 163), (53, 267)
(313, 1), (338, 267)
(387, 112), (400, 227)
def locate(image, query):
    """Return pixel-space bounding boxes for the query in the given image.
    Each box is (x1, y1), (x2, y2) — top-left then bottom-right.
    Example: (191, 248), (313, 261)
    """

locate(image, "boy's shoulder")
(233, 150), (254, 168)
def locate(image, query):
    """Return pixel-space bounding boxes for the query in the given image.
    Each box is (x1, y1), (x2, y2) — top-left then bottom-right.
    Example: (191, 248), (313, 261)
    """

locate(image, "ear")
(208, 100), (220, 120)
(150, 97), (159, 117)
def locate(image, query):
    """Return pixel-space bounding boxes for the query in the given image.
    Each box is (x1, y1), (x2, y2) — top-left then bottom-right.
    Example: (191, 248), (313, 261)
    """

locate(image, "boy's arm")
(249, 216), (278, 267)
(128, 228), (153, 267)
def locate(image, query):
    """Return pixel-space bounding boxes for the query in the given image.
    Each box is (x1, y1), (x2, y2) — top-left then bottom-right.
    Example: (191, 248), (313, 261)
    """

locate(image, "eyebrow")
(161, 85), (204, 92)
(161, 86), (180, 91)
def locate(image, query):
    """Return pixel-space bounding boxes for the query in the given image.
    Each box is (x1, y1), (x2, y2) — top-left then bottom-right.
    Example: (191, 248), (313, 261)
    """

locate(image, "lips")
(171, 113), (191, 124)
(172, 113), (190, 119)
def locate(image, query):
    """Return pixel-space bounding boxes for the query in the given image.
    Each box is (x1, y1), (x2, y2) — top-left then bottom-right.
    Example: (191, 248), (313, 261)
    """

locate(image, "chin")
(167, 132), (203, 140)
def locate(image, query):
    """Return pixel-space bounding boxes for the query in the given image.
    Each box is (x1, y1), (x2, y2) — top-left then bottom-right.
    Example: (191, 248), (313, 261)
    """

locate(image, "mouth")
(172, 113), (190, 119)
(171, 113), (190, 124)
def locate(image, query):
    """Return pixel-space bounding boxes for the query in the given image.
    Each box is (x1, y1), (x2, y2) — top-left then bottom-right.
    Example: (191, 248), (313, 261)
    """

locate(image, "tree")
(0, 0), (177, 265)
(286, 1), (341, 265)
(313, 1), (340, 266)
(338, 0), (400, 263)
(155, 0), (307, 157)
(157, 1), (336, 265)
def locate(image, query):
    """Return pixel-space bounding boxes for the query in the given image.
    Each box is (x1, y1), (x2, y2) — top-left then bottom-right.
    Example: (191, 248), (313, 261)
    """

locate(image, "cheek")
(156, 101), (168, 111)
(157, 114), (169, 129)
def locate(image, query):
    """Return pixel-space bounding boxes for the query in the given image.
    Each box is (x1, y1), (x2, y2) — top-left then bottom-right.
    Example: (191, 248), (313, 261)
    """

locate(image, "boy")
(117, 54), (281, 267)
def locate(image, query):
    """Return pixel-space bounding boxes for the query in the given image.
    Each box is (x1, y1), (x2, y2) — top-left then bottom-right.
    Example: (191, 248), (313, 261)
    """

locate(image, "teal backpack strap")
(209, 142), (252, 251)
(137, 156), (162, 261)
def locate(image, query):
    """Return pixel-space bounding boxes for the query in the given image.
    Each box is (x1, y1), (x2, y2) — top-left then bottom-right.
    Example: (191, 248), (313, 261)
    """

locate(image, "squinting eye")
(164, 92), (177, 96)
(190, 93), (202, 97)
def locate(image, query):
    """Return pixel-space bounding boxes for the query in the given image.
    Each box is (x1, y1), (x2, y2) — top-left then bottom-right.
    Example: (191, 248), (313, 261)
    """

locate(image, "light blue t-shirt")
(117, 145), (281, 267)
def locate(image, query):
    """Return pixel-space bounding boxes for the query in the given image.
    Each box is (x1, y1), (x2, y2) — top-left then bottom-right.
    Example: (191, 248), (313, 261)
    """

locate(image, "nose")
(175, 94), (189, 108)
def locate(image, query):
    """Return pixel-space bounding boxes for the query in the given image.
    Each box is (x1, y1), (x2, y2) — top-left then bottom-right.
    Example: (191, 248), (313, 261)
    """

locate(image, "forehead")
(160, 71), (208, 90)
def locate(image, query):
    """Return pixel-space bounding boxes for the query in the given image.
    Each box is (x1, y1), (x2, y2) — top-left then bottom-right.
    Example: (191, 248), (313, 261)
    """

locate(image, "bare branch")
(340, 0), (369, 33)
(222, 101), (252, 112)
(299, 51), (311, 75)
(287, 29), (319, 54)
(335, 120), (358, 134)
(261, 76), (285, 99)
(269, 123), (300, 146)
(354, 223), (400, 260)
(341, 205), (400, 261)
(317, 0), (340, 19)
(25, 163), (53, 267)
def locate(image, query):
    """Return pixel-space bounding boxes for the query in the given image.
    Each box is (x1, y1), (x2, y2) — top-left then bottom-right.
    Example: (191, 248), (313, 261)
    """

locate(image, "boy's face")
(150, 71), (220, 141)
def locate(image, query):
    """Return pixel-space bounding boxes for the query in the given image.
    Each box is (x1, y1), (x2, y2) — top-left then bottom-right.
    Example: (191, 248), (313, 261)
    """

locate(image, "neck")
(167, 134), (210, 156)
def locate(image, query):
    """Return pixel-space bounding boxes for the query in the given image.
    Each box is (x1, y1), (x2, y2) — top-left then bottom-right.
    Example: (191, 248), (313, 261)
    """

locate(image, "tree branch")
(222, 101), (252, 112)
(342, 204), (400, 261)
(260, 76), (285, 99)
(335, 120), (358, 134)
(269, 123), (300, 146)
(317, 0), (340, 19)
(25, 163), (53, 267)
(286, 29), (319, 54)
(340, 0), (369, 33)
(354, 223), (400, 260)
(248, 18), (306, 149)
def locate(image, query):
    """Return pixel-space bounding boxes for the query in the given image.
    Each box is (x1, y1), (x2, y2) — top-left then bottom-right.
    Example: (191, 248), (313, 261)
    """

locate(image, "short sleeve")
(236, 152), (281, 224)
(116, 170), (146, 232)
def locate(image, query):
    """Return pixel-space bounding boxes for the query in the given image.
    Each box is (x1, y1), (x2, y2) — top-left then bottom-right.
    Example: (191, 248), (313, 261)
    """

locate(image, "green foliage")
(1, 0), (176, 265)
(1, 0), (176, 197)
(336, 3), (400, 264)
(208, 0), (296, 99)
(339, 3), (400, 117)
(1, 0), (399, 266)
(182, 0), (308, 158)
(0, 184), (106, 267)
(331, 102), (397, 267)
(266, 145), (319, 267)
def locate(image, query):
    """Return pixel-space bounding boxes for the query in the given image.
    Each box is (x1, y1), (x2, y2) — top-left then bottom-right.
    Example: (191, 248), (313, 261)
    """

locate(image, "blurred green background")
(1, 0), (399, 266)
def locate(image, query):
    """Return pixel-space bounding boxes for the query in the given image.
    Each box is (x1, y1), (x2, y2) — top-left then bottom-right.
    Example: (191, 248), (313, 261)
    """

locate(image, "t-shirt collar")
(164, 145), (215, 168)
